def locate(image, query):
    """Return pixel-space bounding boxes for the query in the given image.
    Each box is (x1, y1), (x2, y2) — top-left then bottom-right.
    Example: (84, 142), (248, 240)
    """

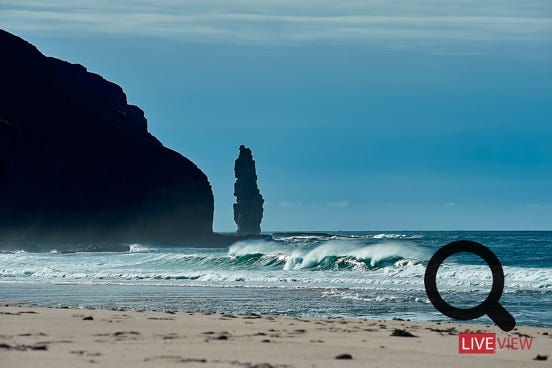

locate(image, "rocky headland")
(0, 29), (255, 250)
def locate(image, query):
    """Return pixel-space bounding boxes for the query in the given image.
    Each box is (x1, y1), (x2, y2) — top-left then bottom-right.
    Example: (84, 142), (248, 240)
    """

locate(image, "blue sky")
(2, 1), (551, 231)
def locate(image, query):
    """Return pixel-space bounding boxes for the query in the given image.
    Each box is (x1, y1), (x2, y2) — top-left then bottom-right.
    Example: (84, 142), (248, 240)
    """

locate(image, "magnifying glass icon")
(424, 240), (516, 332)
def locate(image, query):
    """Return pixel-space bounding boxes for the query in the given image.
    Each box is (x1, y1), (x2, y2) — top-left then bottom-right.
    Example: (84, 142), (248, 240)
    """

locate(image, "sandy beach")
(0, 304), (549, 368)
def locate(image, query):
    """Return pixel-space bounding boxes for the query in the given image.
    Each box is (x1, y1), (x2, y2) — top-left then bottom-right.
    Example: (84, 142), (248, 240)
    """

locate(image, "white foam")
(129, 244), (154, 252)
(228, 241), (289, 257)
(284, 240), (429, 270)
(372, 233), (424, 239)
(0, 240), (550, 298)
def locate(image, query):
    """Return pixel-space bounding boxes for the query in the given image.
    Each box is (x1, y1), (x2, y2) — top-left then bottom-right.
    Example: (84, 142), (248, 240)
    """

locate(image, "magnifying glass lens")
(436, 252), (493, 309)
(424, 240), (516, 332)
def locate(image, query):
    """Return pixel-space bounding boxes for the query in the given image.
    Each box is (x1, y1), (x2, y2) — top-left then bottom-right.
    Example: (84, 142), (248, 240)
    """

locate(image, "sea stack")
(233, 145), (264, 234)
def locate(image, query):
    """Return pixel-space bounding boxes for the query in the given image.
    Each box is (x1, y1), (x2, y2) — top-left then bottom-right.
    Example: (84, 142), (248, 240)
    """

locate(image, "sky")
(2, 1), (551, 231)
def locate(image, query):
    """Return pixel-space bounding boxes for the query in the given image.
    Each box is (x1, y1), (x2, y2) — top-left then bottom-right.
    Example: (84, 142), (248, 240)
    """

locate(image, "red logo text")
(458, 333), (533, 354)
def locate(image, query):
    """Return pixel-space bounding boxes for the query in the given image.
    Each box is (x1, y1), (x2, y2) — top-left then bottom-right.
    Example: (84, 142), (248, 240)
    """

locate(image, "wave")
(372, 233), (424, 239)
(0, 240), (429, 279)
(1, 238), (551, 293)
(228, 239), (429, 271)
(1, 259), (551, 294)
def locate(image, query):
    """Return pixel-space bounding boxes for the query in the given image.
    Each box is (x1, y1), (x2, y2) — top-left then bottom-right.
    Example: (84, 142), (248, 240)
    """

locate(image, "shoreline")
(0, 305), (550, 367)
(0, 233), (272, 252)
(3, 282), (550, 329)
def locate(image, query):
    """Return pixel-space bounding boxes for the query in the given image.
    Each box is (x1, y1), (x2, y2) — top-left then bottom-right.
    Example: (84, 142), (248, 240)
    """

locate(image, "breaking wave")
(228, 240), (429, 271)
(1, 234), (551, 293)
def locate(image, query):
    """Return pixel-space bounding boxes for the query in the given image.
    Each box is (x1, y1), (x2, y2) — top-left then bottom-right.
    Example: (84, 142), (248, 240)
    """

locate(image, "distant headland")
(0, 29), (264, 251)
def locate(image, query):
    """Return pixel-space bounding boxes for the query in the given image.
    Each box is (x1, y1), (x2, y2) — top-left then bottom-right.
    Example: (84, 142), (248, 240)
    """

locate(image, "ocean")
(1, 231), (551, 327)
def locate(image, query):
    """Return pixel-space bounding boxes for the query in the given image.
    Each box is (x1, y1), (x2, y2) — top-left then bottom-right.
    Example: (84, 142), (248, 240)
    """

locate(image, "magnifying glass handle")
(487, 304), (516, 332)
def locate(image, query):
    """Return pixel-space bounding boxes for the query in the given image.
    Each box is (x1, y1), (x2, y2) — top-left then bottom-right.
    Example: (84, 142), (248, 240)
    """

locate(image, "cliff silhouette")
(0, 29), (222, 249)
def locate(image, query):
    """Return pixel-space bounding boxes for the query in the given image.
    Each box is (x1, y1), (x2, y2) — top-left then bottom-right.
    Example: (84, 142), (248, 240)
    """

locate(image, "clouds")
(2, 0), (551, 46)
(2, 1), (550, 231)
(328, 200), (350, 208)
(277, 200), (349, 208)
(279, 201), (294, 208)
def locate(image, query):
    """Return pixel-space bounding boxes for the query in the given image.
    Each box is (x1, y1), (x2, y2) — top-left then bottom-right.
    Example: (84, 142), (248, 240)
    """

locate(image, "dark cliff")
(0, 29), (215, 246)
(233, 145), (264, 234)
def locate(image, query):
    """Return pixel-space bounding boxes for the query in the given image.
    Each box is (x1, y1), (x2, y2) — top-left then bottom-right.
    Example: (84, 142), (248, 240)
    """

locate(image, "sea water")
(1, 231), (551, 327)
